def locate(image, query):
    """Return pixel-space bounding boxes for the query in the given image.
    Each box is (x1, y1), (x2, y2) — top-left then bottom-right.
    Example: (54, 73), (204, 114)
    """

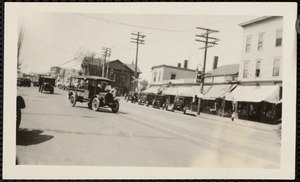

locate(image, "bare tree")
(77, 50), (102, 76)
(17, 25), (25, 70)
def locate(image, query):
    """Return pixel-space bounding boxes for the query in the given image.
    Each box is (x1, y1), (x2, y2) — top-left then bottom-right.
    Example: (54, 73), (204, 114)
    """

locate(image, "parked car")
(17, 78), (31, 87)
(68, 75), (119, 113)
(172, 96), (198, 114)
(138, 93), (155, 106)
(163, 95), (176, 111)
(17, 96), (25, 130)
(39, 76), (55, 94)
(126, 91), (138, 103)
(152, 95), (165, 109)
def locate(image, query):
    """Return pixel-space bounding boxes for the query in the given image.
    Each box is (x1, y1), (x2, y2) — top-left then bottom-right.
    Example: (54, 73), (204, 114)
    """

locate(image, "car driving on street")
(68, 75), (119, 113)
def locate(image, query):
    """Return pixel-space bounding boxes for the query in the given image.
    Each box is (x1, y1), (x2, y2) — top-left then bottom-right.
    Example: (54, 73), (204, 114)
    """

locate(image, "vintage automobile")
(172, 96), (198, 114)
(68, 75), (119, 113)
(126, 91), (138, 103)
(138, 93), (155, 106)
(17, 78), (31, 87)
(17, 96), (25, 130)
(39, 76), (55, 94)
(152, 95), (165, 109)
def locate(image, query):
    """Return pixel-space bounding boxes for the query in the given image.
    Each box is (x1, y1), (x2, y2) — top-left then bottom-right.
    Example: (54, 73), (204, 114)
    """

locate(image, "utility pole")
(101, 47), (111, 78)
(195, 27), (220, 115)
(130, 32), (145, 91)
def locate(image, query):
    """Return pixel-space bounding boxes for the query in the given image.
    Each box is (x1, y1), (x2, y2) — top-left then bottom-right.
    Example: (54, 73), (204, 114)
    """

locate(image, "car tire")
(70, 95), (76, 107)
(111, 101), (119, 113)
(91, 97), (100, 111)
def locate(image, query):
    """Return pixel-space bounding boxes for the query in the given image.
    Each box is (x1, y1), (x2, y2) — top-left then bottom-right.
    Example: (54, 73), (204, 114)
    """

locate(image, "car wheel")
(70, 95), (76, 107)
(91, 97), (100, 111)
(111, 101), (119, 113)
(16, 109), (21, 130)
(50, 89), (54, 94)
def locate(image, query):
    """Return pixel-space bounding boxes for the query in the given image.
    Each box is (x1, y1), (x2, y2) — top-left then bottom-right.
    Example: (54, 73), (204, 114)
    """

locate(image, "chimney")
(178, 63), (181, 68)
(213, 56), (218, 70)
(184, 60), (188, 69)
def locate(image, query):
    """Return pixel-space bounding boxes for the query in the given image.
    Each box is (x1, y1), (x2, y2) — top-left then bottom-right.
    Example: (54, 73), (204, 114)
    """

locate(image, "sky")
(19, 13), (259, 82)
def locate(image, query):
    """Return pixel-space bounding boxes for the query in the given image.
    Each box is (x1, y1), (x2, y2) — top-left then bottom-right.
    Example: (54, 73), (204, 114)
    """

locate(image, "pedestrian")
(231, 101), (235, 121)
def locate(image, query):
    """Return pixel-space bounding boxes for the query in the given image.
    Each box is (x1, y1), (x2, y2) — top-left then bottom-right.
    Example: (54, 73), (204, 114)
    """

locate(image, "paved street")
(17, 87), (281, 168)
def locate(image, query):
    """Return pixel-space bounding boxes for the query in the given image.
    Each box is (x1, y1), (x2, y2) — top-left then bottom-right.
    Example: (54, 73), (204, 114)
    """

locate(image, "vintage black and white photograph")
(4, 2), (297, 179)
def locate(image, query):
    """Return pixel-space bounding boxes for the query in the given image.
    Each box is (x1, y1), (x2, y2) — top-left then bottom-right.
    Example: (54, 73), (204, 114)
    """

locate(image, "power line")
(56, 58), (78, 67)
(72, 13), (191, 33)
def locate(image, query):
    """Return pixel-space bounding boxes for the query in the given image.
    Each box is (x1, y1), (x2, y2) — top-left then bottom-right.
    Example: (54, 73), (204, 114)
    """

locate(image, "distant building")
(204, 64), (239, 85)
(150, 60), (197, 87)
(105, 60), (142, 96)
(50, 66), (82, 84)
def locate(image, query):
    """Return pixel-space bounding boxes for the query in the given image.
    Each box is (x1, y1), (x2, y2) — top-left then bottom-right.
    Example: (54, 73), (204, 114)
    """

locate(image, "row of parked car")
(126, 91), (198, 114)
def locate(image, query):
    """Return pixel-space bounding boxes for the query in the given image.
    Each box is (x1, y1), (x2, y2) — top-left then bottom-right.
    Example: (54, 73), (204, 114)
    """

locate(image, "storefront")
(230, 85), (281, 124)
(202, 84), (237, 115)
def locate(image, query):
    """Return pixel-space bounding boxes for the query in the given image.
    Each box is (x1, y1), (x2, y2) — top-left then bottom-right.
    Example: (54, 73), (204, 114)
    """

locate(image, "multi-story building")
(230, 16), (283, 123)
(238, 16), (283, 85)
(105, 60), (142, 96)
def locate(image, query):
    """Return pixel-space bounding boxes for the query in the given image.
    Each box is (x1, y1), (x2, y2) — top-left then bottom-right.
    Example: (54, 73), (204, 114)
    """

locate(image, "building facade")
(238, 16), (283, 85)
(230, 16), (283, 124)
(151, 61), (197, 87)
(105, 60), (142, 96)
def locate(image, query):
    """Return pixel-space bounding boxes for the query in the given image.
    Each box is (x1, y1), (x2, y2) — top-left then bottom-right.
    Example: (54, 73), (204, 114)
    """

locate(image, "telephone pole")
(130, 32), (145, 91)
(101, 47), (111, 78)
(195, 27), (220, 115)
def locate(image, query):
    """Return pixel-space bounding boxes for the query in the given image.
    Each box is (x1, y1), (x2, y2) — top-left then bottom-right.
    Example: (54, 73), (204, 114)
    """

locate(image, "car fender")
(17, 96), (25, 109)
(68, 91), (77, 99)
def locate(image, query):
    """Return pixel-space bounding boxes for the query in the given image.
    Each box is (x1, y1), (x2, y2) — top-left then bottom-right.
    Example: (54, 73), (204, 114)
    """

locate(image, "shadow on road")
(17, 129), (54, 146)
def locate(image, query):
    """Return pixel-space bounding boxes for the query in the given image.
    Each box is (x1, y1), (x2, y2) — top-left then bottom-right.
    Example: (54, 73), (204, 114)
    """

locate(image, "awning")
(230, 85), (280, 103)
(179, 86), (212, 97)
(142, 87), (161, 94)
(163, 87), (178, 95)
(203, 84), (237, 100)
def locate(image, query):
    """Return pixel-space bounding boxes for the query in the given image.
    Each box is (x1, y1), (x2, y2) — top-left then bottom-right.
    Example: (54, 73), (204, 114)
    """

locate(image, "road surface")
(16, 87), (281, 168)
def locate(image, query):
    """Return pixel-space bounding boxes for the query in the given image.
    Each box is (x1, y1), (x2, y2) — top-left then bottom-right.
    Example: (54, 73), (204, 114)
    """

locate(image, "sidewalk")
(195, 112), (281, 133)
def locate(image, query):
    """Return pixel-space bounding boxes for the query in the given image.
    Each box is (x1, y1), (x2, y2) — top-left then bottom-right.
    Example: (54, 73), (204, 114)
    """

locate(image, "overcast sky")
(19, 13), (258, 81)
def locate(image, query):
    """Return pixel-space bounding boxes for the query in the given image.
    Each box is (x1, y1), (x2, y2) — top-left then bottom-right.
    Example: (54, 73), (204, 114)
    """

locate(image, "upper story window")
(273, 58), (280, 76)
(158, 71), (162, 81)
(245, 36), (251, 52)
(153, 71), (157, 82)
(122, 74), (127, 83)
(243, 62), (249, 78)
(257, 33), (264, 50)
(275, 29), (283, 47)
(113, 73), (117, 82)
(170, 73), (176, 80)
(255, 60), (261, 77)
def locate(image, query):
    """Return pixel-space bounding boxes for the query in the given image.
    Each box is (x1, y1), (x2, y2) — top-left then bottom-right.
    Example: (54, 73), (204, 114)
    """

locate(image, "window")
(255, 60), (261, 77)
(113, 73), (117, 82)
(275, 29), (282, 47)
(170, 74), (176, 80)
(158, 71), (161, 81)
(243, 62), (249, 78)
(122, 74), (127, 82)
(258, 33), (264, 50)
(245, 36), (251, 52)
(153, 71), (157, 82)
(273, 59), (280, 76)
